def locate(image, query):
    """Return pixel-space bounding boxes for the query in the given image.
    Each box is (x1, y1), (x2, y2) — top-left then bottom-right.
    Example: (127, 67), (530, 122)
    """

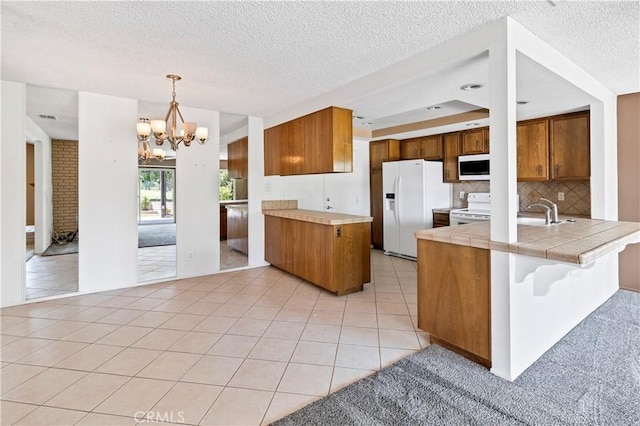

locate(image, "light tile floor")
(138, 246), (177, 282)
(26, 254), (79, 300)
(1, 250), (428, 425)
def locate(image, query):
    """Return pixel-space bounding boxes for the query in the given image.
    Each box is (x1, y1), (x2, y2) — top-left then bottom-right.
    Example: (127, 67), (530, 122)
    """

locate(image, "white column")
(247, 116), (268, 267)
(176, 107), (220, 276)
(489, 26), (518, 243)
(1, 81), (26, 306)
(589, 100), (618, 220)
(78, 92), (138, 293)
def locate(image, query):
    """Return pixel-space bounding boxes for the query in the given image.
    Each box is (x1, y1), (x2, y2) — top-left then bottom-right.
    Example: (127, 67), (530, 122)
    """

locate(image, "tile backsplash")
(452, 180), (591, 216)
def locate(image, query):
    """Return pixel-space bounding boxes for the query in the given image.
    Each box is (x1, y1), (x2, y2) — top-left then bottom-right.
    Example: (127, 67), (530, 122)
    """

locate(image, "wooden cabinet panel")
(550, 112), (590, 180)
(461, 128), (488, 154)
(400, 135), (443, 160)
(226, 205), (248, 254)
(264, 127), (280, 176)
(369, 139), (399, 171)
(517, 119), (549, 181)
(420, 135), (443, 160)
(417, 240), (490, 366)
(263, 106), (353, 176)
(400, 138), (422, 160)
(220, 205), (227, 240)
(265, 216), (371, 295)
(443, 132), (460, 182)
(370, 170), (384, 248)
(433, 212), (450, 228)
(369, 139), (400, 249)
(227, 137), (248, 179)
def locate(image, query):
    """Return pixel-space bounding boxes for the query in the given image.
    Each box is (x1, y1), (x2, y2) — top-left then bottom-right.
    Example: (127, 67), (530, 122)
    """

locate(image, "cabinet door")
(227, 137), (248, 179)
(443, 132), (460, 182)
(517, 119), (549, 181)
(264, 127), (280, 176)
(461, 128), (486, 154)
(400, 139), (422, 159)
(420, 135), (443, 160)
(550, 113), (590, 180)
(369, 139), (399, 171)
(370, 169), (384, 248)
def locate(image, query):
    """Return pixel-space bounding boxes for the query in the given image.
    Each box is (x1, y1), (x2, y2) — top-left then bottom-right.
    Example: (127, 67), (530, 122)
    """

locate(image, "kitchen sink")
(517, 217), (574, 226)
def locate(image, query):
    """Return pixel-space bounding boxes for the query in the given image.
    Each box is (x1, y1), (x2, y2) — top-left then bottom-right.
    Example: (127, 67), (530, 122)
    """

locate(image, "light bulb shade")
(153, 148), (166, 160)
(151, 120), (167, 133)
(137, 121), (151, 137)
(196, 127), (208, 143)
(183, 122), (197, 135)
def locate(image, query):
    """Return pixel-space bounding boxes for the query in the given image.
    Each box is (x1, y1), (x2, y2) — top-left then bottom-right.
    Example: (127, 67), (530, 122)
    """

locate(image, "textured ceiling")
(3, 1), (638, 140)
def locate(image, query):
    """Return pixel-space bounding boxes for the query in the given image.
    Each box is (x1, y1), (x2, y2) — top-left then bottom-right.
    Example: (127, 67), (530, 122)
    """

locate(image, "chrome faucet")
(539, 198), (559, 223)
(527, 203), (552, 225)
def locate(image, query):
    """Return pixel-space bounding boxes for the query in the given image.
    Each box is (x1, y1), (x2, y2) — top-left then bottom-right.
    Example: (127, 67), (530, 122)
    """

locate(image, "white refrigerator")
(382, 160), (452, 259)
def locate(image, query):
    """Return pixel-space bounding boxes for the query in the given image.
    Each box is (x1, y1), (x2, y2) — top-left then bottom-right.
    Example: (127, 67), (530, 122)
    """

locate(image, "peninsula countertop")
(415, 218), (640, 265)
(263, 209), (373, 225)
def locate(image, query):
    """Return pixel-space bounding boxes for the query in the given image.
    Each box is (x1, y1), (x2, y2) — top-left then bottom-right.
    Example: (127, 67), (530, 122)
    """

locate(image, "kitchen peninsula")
(415, 219), (640, 377)
(263, 201), (372, 295)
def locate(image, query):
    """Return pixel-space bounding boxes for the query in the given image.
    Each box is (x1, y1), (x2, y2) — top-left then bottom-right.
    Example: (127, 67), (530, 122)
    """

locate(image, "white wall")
(25, 117), (53, 254)
(1, 81), (27, 306)
(175, 107), (221, 277)
(263, 139), (370, 216)
(78, 92), (139, 293)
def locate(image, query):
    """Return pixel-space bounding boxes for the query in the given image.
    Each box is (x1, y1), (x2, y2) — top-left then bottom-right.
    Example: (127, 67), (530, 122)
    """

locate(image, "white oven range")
(449, 192), (491, 226)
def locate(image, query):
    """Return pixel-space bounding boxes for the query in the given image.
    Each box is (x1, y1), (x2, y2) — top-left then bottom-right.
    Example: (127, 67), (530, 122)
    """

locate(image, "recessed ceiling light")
(426, 106), (441, 111)
(362, 122), (373, 126)
(460, 83), (484, 91)
(516, 100), (530, 105)
(353, 115), (365, 120)
(466, 123), (480, 127)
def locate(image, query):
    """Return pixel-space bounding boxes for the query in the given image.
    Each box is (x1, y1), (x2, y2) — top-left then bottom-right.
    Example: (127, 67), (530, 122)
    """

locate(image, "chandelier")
(137, 74), (209, 163)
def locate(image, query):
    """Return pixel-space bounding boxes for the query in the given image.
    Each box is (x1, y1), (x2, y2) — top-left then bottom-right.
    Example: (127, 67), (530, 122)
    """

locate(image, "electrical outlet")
(264, 183), (271, 192)
(558, 192), (565, 201)
(188, 252), (194, 260)
(459, 191), (465, 199)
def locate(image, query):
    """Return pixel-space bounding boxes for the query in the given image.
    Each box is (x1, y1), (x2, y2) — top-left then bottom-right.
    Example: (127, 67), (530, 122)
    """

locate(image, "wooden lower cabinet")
(417, 240), (491, 367)
(265, 216), (371, 295)
(433, 212), (450, 228)
(226, 205), (248, 254)
(220, 205), (228, 240)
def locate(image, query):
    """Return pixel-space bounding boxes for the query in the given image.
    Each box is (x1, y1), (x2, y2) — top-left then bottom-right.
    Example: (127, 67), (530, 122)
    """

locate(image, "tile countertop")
(415, 218), (640, 265)
(263, 209), (373, 225)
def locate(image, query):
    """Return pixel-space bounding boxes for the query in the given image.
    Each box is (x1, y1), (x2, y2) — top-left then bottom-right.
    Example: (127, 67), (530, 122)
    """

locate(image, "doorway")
(137, 167), (177, 281)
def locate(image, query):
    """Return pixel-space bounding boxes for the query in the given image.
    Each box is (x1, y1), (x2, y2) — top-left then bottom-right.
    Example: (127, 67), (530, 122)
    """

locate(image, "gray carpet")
(41, 240), (79, 256)
(273, 290), (640, 426)
(138, 223), (176, 248)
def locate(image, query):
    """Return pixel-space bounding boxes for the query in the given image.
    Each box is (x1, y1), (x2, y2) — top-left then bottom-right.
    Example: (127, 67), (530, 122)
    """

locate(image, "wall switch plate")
(264, 183), (271, 192)
(459, 191), (465, 199)
(558, 192), (565, 201)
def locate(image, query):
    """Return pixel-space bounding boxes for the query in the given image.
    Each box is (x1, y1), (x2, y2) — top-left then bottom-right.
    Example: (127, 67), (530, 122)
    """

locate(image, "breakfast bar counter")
(414, 217), (640, 378)
(414, 218), (640, 265)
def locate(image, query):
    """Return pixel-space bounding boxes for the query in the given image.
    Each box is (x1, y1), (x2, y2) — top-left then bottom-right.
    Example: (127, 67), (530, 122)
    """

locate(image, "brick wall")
(51, 139), (78, 232)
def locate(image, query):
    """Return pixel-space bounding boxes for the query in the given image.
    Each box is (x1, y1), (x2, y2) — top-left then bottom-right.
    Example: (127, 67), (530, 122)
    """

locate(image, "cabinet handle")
(555, 165), (560, 175)
(537, 165), (542, 176)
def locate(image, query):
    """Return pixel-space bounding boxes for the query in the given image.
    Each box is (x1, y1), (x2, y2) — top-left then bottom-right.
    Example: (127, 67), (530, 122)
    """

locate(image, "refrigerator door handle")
(396, 176), (402, 226)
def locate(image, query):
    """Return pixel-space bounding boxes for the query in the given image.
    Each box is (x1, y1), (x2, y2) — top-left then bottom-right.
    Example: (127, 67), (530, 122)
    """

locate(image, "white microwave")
(458, 154), (490, 180)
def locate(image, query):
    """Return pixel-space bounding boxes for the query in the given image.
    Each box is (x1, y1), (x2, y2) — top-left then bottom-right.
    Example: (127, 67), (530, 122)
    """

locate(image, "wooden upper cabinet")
(443, 132), (461, 182)
(264, 126), (280, 176)
(263, 106), (353, 176)
(227, 137), (248, 179)
(369, 139), (400, 171)
(550, 112), (590, 180)
(400, 138), (422, 160)
(400, 135), (443, 160)
(517, 119), (549, 181)
(461, 127), (488, 154)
